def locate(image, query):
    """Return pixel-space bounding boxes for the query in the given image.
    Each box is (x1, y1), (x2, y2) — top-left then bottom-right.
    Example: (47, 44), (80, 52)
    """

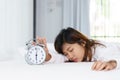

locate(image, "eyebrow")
(67, 46), (71, 51)
(63, 46), (70, 53)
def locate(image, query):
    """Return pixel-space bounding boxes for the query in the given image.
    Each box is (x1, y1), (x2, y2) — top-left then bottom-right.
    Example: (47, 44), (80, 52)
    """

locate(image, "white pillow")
(47, 43), (56, 52)
(0, 50), (13, 61)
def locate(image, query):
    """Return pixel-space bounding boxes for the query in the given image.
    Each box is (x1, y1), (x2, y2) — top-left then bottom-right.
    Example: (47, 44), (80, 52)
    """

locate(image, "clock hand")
(35, 48), (38, 63)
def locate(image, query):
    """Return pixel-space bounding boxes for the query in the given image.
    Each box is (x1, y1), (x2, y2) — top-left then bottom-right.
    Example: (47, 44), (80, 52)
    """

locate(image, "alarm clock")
(25, 39), (46, 65)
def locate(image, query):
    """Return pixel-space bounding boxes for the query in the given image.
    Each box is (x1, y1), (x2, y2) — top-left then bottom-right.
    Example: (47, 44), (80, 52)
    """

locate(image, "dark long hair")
(54, 27), (104, 62)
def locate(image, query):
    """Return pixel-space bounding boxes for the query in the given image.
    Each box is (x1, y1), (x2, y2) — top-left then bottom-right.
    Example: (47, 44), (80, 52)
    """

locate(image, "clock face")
(25, 45), (46, 65)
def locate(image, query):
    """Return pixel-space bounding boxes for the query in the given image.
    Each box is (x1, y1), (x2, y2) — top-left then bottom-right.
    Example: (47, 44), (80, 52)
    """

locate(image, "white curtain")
(36, 0), (63, 43)
(62, 0), (90, 37)
(36, 0), (90, 42)
(0, 0), (33, 61)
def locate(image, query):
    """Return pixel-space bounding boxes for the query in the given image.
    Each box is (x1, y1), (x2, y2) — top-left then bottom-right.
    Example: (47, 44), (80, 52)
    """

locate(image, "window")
(90, 0), (120, 42)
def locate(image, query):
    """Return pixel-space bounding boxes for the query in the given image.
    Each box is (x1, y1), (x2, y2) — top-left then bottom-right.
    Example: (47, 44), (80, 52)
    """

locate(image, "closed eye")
(69, 48), (73, 52)
(64, 53), (68, 56)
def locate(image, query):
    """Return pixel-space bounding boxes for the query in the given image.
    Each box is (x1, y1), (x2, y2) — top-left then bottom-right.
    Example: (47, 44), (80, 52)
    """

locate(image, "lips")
(72, 58), (78, 62)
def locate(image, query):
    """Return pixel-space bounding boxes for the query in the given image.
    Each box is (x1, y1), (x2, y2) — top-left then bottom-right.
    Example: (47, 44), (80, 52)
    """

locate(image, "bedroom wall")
(0, 0), (33, 60)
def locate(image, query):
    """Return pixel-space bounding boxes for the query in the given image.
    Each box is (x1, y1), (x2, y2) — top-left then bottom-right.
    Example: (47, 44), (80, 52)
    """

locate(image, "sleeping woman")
(37, 27), (120, 71)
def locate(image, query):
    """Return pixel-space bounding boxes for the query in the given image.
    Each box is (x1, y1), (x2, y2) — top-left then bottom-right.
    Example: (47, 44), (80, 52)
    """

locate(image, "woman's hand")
(37, 37), (51, 61)
(92, 60), (117, 71)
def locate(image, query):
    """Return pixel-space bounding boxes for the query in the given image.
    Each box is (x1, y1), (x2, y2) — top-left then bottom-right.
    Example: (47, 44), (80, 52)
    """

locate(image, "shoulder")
(95, 40), (120, 47)
(93, 40), (120, 55)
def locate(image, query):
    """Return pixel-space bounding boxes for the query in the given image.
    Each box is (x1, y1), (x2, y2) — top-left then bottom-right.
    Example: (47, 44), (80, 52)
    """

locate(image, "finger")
(92, 61), (103, 70)
(38, 37), (43, 44)
(94, 62), (103, 70)
(43, 38), (47, 46)
(36, 37), (41, 43)
(92, 62), (98, 70)
(40, 38), (46, 46)
(36, 36), (40, 41)
(41, 38), (49, 53)
(104, 66), (111, 71)
(41, 37), (45, 44)
(32, 41), (36, 45)
(97, 62), (106, 70)
(103, 63), (113, 71)
(36, 37), (49, 53)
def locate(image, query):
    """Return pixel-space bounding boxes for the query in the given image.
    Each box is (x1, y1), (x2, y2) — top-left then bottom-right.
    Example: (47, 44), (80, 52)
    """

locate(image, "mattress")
(1, 43), (120, 80)
(0, 59), (120, 80)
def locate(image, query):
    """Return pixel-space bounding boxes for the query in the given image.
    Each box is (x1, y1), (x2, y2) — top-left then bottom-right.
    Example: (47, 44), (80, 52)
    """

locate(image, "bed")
(0, 58), (120, 80)
(0, 43), (120, 80)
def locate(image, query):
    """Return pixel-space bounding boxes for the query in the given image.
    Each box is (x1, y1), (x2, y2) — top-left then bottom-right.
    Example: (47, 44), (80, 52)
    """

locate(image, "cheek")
(76, 48), (85, 57)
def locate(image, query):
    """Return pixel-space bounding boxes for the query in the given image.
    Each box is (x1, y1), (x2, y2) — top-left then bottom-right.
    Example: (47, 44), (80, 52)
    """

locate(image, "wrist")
(108, 60), (117, 68)
(45, 53), (51, 61)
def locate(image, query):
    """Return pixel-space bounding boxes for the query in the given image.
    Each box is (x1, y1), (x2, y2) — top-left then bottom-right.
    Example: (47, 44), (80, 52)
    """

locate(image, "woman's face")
(62, 43), (85, 62)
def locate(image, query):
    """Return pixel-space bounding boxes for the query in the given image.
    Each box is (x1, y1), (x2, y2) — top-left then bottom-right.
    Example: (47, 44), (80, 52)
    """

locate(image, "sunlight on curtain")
(90, 0), (120, 42)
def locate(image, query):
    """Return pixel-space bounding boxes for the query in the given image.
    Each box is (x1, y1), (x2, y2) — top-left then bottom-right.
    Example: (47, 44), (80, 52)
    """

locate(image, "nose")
(67, 53), (74, 60)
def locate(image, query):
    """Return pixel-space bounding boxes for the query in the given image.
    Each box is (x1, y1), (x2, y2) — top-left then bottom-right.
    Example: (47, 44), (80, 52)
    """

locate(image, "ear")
(81, 41), (86, 47)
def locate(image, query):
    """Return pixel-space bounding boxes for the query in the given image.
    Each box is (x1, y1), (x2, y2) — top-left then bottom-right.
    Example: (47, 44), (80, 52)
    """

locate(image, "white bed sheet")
(1, 44), (120, 80)
(0, 59), (120, 80)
